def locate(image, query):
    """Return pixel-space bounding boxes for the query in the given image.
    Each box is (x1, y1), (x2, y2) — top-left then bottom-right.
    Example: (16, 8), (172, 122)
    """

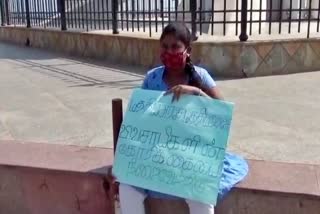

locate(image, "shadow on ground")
(0, 42), (146, 90)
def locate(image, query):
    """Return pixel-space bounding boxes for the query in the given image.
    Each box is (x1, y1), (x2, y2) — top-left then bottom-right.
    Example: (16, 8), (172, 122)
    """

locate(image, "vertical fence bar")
(239, 0), (248, 41)
(29, 0), (33, 26)
(19, 0), (23, 25)
(85, 0), (89, 31)
(41, 1), (47, 28)
(131, 0), (135, 19)
(44, 0), (47, 27)
(77, 0), (81, 28)
(53, 0), (59, 28)
(47, 0), (51, 28)
(25, 0), (31, 28)
(279, 0), (282, 34)
(148, 0), (151, 36)
(93, 0), (96, 29)
(199, 0), (203, 34)
(289, 0), (292, 33)
(136, 0), (140, 31)
(98, 0), (100, 30)
(307, 0), (312, 38)
(223, 0), (226, 35)
(182, 0), (185, 21)
(137, 0), (140, 31)
(8, 0), (15, 25)
(16, 0), (20, 25)
(59, 0), (67, 30)
(0, 0), (5, 26)
(37, 0), (42, 27)
(190, 0), (197, 39)
(71, 0), (75, 28)
(125, 0), (128, 30)
(236, 0), (239, 35)
(108, 0), (111, 30)
(81, 0), (85, 29)
(168, 0), (171, 23)
(40, 0), (44, 26)
(298, 0), (302, 32)
(268, 0), (272, 34)
(119, 0), (123, 30)
(21, 0), (25, 25)
(28, 0), (35, 26)
(160, 0), (164, 29)
(66, 0), (70, 27)
(40, 0), (44, 27)
(155, 0), (158, 32)
(258, 0), (262, 34)
(101, 0), (105, 29)
(37, 0), (41, 26)
(13, 0), (16, 25)
(43, 0), (48, 27)
(90, 0), (93, 29)
(89, 0), (92, 29)
(5, 0), (9, 25)
(35, 0), (40, 26)
(32, 0), (36, 26)
(175, 0), (178, 20)
(142, 0), (146, 31)
(15, 0), (18, 25)
(211, 0), (214, 35)
(317, 0), (320, 32)
(249, 0), (252, 35)
(112, 0), (119, 33)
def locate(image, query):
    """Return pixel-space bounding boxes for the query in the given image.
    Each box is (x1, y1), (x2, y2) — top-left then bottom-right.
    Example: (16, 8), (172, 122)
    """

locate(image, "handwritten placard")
(113, 89), (234, 205)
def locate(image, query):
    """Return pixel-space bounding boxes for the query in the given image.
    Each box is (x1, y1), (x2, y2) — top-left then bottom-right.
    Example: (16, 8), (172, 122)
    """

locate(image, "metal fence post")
(112, 0), (119, 34)
(58, 0), (67, 30)
(239, 0), (248, 41)
(190, 0), (197, 40)
(25, 0), (31, 28)
(0, 0), (5, 26)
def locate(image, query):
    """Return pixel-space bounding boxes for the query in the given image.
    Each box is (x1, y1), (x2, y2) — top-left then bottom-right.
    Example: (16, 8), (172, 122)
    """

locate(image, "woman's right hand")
(165, 84), (200, 102)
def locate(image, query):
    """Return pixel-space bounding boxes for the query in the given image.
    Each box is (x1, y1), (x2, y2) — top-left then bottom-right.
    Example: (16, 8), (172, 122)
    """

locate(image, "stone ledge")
(1, 26), (320, 78)
(0, 140), (320, 213)
(2, 26), (320, 44)
(0, 140), (113, 174)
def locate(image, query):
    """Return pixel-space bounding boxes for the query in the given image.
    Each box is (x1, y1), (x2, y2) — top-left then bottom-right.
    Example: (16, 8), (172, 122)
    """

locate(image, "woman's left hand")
(165, 84), (200, 102)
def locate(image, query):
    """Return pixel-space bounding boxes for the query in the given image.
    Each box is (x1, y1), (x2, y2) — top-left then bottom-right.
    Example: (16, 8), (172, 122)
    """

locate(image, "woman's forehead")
(161, 35), (185, 45)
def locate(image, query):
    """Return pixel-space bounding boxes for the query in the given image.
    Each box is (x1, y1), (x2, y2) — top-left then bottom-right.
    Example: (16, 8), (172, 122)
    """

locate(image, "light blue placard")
(113, 88), (234, 205)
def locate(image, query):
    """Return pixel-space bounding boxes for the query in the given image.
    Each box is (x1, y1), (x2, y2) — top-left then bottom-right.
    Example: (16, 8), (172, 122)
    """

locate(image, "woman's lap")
(122, 152), (249, 202)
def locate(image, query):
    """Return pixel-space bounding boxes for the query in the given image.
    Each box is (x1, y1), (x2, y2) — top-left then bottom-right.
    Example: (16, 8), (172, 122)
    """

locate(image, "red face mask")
(160, 50), (188, 70)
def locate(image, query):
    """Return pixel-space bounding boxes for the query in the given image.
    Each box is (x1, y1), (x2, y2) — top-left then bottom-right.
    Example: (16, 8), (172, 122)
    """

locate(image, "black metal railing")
(1, 0), (320, 41)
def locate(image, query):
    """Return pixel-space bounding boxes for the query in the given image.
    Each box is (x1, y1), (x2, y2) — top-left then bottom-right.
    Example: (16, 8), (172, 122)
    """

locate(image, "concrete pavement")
(1, 42), (320, 164)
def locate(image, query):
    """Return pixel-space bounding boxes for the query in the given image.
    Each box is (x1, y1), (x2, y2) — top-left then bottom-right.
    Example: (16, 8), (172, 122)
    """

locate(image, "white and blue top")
(136, 65), (249, 202)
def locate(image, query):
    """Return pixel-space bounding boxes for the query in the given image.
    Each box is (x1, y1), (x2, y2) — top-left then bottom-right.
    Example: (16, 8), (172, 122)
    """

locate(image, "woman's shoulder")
(142, 66), (165, 90)
(194, 65), (211, 75)
(193, 65), (217, 88)
(145, 66), (165, 79)
(194, 65), (215, 79)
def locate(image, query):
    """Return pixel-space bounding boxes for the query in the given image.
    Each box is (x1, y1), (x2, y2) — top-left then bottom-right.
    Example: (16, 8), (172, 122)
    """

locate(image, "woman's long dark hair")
(160, 23), (203, 90)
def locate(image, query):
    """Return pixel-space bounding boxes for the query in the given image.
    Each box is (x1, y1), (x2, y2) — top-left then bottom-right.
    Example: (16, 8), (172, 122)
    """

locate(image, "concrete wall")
(0, 141), (115, 214)
(1, 26), (320, 78)
(0, 141), (320, 214)
(0, 165), (114, 214)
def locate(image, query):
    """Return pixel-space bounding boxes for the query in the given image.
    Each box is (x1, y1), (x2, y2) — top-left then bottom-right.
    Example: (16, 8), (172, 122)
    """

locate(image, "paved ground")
(1, 42), (320, 164)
